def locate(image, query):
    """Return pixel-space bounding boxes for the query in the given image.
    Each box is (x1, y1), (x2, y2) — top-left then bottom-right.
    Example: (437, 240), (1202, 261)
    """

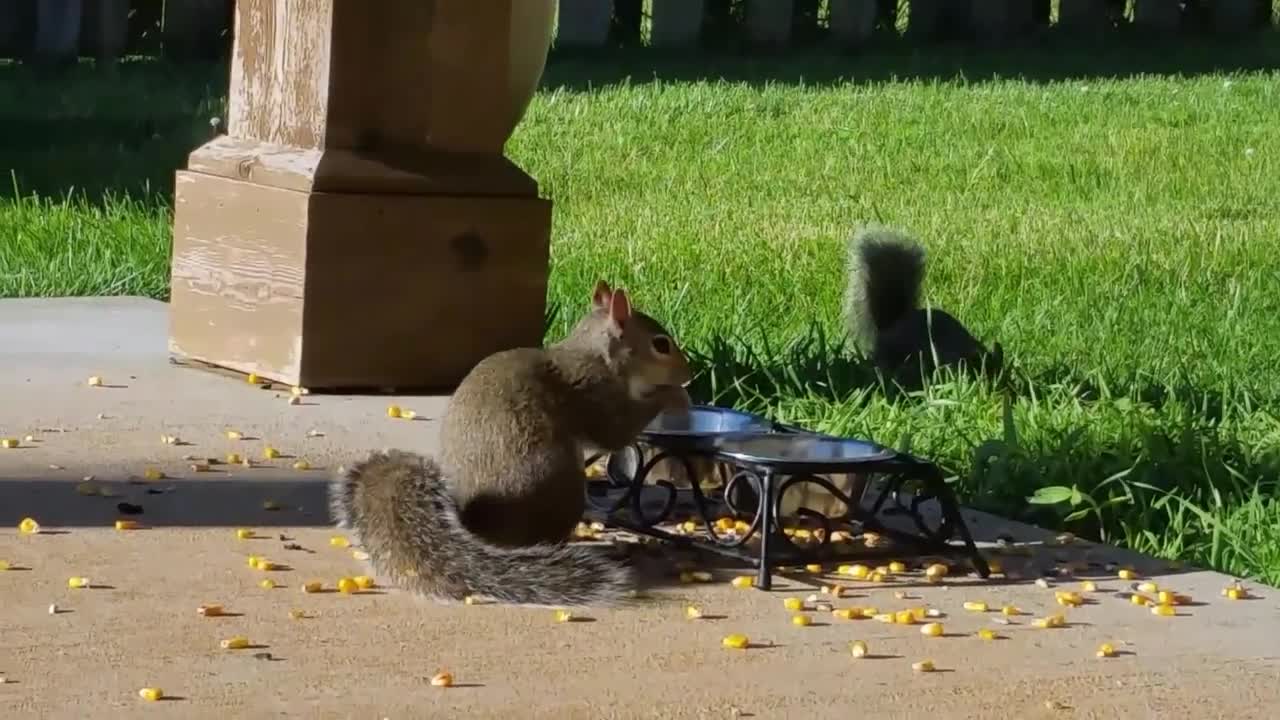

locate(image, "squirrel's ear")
(591, 280), (613, 311)
(608, 288), (632, 329)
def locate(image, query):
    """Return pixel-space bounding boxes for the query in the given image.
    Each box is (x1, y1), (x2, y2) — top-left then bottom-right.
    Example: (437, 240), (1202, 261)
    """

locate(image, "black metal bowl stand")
(583, 420), (990, 591)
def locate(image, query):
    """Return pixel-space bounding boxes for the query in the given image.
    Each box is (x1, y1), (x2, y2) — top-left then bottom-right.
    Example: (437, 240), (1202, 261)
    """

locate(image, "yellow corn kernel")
(978, 628), (998, 641)
(386, 405), (403, 419)
(291, 385), (305, 396)
(1130, 593), (1151, 606)
(552, 609), (575, 623)
(715, 517), (735, 532)
(862, 531), (882, 545)
(1055, 591), (1084, 607)
(873, 613), (895, 623)
(87, 376), (103, 387)
(353, 575), (376, 590)
(197, 604), (224, 617)
(1001, 605), (1021, 616)
(430, 672), (454, 688)
(259, 579), (277, 590)
(18, 517), (40, 534)
(986, 558), (1004, 574)
(1137, 581), (1159, 594)
(401, 409), (418, 420)
(832, 608), (857, 621)
(793, 528), (812, 540)
(1081, 580), (1098, 592)
(1118, 568), (1137, 580)
(1031, 618), (1051, 628)
(1048, 613), (1066, 627)
(893, 610), (914, 625)
(225, 430), (243, 440)
(850, 640), (869, 659)
(143, 467), (164, 481)
(920, 622), (944, 637)
(678, 520), (696, 534)
(1225, 587), (1246, 600)
(925, 563), (949, 578)
(1151, 604), (1176, 617)
(874, 565), (891, 576)
(791, 613), (812, 627)
(722, 634), (750, 650)
(114, 520), (140, 531)
(261, 446), (280, 460)
(963, 601), (989, 613)
(925, 608), (944, 618)
(887, 561), (906, 574)
(138, 688), (164, 702)
(912, 660), (936, 673)
(292, 460), (311, 471)
(1096, 643), (1116, 658)
(685, 605), (704, 620)
(220, 636), (250, 650)
(804, 563), (823, 574)
(288, 609), (308, 620)
(783, 597), (804, 611)
(910, 607), (929, 622)
(1, 438), (19, 449)
(302, 581), (323, 593)
(329, 536), (350, 548)
(352, 549), (370, 561)
(246, 373), (260, 384)
(860, 607), (879, 618)
(840, 564), (870, 579)
(731, 575), (754, 589)
(67, 576), (90, 589)
(1156, 590), (1176, 606)
(225, 453), (242, 464)
(868, 571), (886, 583)
(236, 528), (255, 540)
(337, 577), (359, 594)
(0, 560), (10, 571)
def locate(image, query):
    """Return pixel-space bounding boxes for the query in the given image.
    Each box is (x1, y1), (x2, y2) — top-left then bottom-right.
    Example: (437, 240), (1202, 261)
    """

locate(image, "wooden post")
(650, 0), (705, 49)
(168, 1), (558, 390)
(745, 0), (795, 49)
(80, 0), (129, 64)
(33, 0), (82, 67)
(828, 0), (878, 50)
(556, 0), (614, 48)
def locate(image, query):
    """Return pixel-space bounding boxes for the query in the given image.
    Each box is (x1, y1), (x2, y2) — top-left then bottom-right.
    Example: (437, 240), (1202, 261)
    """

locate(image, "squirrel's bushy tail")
(329, 449), (633, 609)
(843, 225), (926, 350)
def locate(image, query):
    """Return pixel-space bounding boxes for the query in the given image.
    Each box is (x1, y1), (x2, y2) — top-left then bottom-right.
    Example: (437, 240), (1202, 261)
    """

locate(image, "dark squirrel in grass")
(843, 226), (1003, 385)
(329, 281), (693, 608)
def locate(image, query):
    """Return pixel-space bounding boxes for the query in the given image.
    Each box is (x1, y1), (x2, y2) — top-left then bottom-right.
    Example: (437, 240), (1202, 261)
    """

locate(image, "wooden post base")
(169, 171), (551, 390)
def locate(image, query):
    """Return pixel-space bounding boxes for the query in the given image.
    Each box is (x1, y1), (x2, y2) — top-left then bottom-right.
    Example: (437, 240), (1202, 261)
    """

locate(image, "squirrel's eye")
(651, 336), (672, 355)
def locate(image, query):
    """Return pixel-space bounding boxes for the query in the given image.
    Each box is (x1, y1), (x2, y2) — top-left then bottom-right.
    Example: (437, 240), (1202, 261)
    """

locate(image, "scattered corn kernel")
(1118, 569), (1137, 580)
(1001, 605), (1021, 616)
(681, 520), (698, 534)
(0, 561), (10, 571)
(87, 376), (103, 387)
(262, 446), (280, 460)
(225, 453), (242, 464)
(1157, 591), (1177, 606)
(48, 603), (59, 615)
(893, 590), (908, 600)
(259, 579), (277, 590)
(925, 563), (949, 578)
(554, 609), (575, 623)
(1055, 592), (1084, 607)
(225, 430), (243, 440)
(730, 575), (754, 589)
(401, 409), (418, 420)
(67, 576), (90, 589)
(292, 460), (311, 471)
(114, 520), (140, 531)
(868, 571), (887, 583)
(1, 438), (19, 449)
(911, 607), (929, 622)
(832, 608), (857, 620)
(302, 581), (323, 593)
(894, 610), (916, 625)
(685, 605), (704, 620)
(337, 577), (359, 594)
(920, 622), (944, 637)
(792, 528), (812, 540)
(840, 564), (870, 579)
(912, 660), (936, 673)
(925, 608), (944, 618)
(1081, 581), (1098, 592)
(1034, 578), (1051, 589)
(978, 628), (998, 641)
(329, 536), (350, 548)
(1138, 581), (1159, 594)
(963, 601), (989, 613)
(430, 672), (454, 688)
(1151, 604), (1176, 617)
(353, 576), (376, 590)
(143, 468), (164, 481)
(861, 607), (879, 618)
(804, 564), (823, 574)
(19, 517), (41, 534)
(791, 613), (812, 627)
(220, 636), (251, 650)
(886, 561), (906, 573)
(1096, 643), (1116, 658)
(1225, 587), (1246, 600)
(236, 528), (255, 540)
(1130, 593), (1151, 606)
(386, 405), (403, 418)
(197, 604), (224, 617)
(722, 634), (750, 650)
(850, 640), (869, 659)
(352, 550), (370, 561)
(246, 373), (260, 384)
(138, 688), (163, 701)
(783, 597), (804, 611)
(288, 609), (307, 619)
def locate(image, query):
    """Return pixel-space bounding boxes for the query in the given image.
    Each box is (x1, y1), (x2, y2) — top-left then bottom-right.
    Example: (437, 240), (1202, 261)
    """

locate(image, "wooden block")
(169, 172), (552, 389)
(745, 0), (795, 49)
(650, 0), (705, 49)
(555, 0), (614, 48)
(80, 0), (129, 62)
(828, 0), (879, 49)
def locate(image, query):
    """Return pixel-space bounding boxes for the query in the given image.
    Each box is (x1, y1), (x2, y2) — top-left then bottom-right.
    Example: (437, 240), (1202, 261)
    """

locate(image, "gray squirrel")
(329, 281), (692, 608)
(843, 226), (1003, 386)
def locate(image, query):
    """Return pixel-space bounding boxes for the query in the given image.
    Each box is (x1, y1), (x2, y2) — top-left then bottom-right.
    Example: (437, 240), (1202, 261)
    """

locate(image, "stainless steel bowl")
(642, 405), (777, 438)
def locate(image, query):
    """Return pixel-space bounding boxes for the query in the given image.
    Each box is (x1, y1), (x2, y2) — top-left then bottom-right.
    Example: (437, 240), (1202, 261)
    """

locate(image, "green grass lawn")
(2, 42), (1280, 585)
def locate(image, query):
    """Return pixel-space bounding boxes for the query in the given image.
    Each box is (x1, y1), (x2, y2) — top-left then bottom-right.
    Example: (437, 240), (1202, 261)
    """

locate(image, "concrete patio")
(1, 297), (1277, 720)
